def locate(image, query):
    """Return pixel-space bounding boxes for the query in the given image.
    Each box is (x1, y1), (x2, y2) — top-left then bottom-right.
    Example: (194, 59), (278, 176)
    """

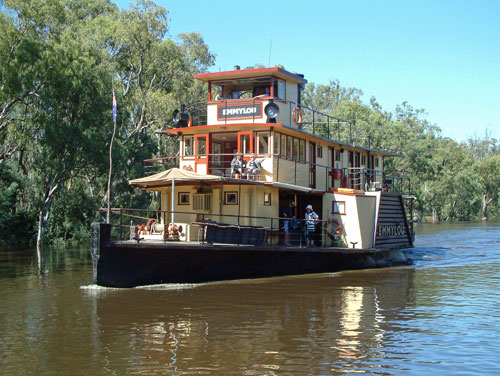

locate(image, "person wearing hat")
(246, 154), (261, 181)
(304, 204), (319, 246)
(230, 152), (245, 178)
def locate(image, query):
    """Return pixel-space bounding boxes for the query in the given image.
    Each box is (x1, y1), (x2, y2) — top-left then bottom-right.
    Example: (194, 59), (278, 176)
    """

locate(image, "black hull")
(91, 224), (410, 288)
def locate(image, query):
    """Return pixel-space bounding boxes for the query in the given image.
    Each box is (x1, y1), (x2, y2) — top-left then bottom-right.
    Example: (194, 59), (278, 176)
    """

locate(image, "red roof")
(194, 67), (307, 84)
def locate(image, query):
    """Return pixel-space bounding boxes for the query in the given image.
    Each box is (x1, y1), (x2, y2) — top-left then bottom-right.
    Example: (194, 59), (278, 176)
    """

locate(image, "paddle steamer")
(92, 65), (414, 287)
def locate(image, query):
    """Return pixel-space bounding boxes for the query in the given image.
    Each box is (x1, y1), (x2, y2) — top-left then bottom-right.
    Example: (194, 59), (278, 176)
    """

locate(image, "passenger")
(304, 204), (319, 246)
(215, 89), (224, 101)
(246, 155), (261, 181)
(280, 201), (295, 245)
(230, 153), (245, 178)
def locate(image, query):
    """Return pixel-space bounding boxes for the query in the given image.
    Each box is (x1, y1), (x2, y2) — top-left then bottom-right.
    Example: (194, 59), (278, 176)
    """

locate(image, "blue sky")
(116, 0), (500, 142)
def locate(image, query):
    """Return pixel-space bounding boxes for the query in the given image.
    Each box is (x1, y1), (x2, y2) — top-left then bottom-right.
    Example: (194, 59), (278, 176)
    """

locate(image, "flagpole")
(107, 85), (117, 224)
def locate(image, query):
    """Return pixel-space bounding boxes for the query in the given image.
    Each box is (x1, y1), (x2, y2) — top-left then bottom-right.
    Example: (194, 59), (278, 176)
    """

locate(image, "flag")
(112, 91), (117, 122)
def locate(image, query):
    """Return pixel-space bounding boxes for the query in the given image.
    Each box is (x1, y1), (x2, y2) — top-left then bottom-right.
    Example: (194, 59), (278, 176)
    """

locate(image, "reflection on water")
(1, 220), (500, 375)
(76, 268), (416, 375)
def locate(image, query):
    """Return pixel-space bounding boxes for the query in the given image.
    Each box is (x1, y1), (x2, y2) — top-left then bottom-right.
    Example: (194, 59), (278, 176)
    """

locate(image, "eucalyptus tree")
(477, 155), (500, 220)
(0, 0), (117, 247)
(104, 0), (215, 212)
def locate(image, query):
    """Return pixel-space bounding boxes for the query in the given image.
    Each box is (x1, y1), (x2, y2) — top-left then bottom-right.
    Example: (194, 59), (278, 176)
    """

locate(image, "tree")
(477, 155), (500, 220)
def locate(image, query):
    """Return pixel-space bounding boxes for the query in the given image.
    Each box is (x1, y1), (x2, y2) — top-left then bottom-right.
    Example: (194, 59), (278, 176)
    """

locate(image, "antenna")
(268, 39), (272, 66)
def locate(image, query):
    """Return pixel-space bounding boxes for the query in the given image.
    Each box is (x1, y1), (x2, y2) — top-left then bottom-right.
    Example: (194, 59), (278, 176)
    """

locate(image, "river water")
(1, 221), (499, 375)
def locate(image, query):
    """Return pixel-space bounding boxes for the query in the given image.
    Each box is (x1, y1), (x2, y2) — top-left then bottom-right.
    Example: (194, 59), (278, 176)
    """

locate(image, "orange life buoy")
(325, 218), (342, 240)
(292, 107), (302, 126)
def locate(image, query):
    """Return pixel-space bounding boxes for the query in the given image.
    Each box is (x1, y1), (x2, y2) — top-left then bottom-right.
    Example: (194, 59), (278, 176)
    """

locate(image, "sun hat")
(306, 205), (313, 210)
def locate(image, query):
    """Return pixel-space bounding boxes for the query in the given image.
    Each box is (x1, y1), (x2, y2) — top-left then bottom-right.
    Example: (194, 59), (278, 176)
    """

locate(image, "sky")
(115, 0), (500, 142)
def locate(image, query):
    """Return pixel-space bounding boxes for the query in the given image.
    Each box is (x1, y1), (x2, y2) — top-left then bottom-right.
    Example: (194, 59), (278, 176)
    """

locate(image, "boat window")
(287, 136), (292, 158)
(257, 132), (270, 154)
(278, 80), (286, 100)
(280, 134), (287, 156)
(299, 139), (305, 161)
(224, 191), (238, 205)
(293, 138), (299, 160)
(239, 133), (251, 154)
(317, 145), (323, 158)
(273, 132), (280, 154)
(361, 155), (366, 165)
(375, 157), (379, 167)
(178, 192), (190, 205)
(335, 149), (341, 161)
(197, 136), (206, 156)
(264, 192), (271, 206)
(332, 201), (346, 215)
(184, 136), (194, 156)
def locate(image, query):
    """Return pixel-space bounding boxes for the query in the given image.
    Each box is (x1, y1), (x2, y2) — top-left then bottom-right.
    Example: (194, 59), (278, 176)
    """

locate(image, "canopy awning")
(129, 168), (224, 189)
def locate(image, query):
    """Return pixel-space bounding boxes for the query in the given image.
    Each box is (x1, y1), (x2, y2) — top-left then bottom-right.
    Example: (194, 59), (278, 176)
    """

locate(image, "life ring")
(292, 107), (302, 126)
(325, 217), (342, 240)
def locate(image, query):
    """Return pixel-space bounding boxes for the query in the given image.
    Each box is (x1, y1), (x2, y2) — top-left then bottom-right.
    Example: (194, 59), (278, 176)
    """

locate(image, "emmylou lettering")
(223, 107), (257, 115)
(218, 104), (262, 119)
(377, 223), (406, 237)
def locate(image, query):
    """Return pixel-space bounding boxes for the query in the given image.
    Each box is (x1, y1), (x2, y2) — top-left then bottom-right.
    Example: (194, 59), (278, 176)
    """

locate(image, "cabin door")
(194, 133), (210, 174)
(309, 142), (316, 188)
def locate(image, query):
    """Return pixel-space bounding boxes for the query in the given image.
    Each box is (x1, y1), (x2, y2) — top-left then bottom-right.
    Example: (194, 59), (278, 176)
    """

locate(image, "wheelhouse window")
(281, 134), (287, 155)
(375, 157), (379, 167)
(278, 80), (286, 100)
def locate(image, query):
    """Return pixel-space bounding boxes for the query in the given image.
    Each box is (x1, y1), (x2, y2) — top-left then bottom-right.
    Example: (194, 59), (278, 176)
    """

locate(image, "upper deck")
(154, 66), (407, 194)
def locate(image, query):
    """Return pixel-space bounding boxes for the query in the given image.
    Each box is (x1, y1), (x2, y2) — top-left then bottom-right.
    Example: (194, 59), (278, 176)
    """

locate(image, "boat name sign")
(377, 223), (407, 237)
(217, 103), (262, 120)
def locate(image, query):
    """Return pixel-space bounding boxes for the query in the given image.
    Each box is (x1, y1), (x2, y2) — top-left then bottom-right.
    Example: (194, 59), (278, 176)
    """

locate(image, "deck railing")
(183, 99), (351, 143)
(101, 208), (331, 247)
(143, 154), (411, 195)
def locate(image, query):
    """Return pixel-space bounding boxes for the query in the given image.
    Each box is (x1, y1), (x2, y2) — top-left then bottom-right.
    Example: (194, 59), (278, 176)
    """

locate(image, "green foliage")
(0, 0), (215, 247)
